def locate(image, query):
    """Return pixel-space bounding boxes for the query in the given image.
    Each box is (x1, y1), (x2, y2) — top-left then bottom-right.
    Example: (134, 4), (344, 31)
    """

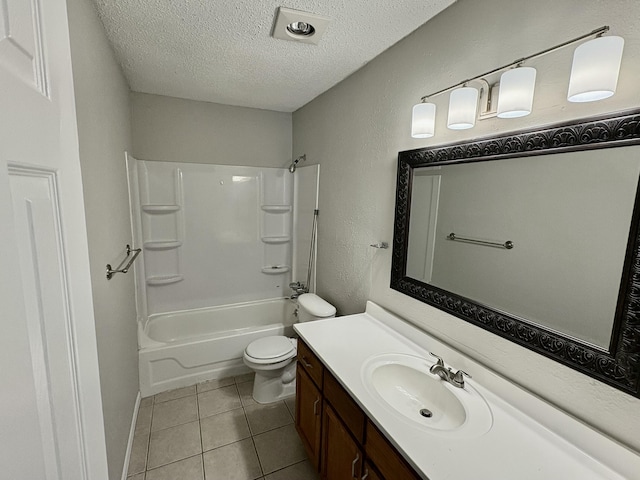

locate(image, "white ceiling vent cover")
(272, 7), (331, 45)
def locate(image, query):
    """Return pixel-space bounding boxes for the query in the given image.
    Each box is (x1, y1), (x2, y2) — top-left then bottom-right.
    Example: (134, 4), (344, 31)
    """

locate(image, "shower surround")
(128, 158), (319, 395)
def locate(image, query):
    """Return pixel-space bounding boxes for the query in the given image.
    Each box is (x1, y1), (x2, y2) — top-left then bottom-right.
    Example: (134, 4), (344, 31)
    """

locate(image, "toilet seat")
(244, 336), (297, 365)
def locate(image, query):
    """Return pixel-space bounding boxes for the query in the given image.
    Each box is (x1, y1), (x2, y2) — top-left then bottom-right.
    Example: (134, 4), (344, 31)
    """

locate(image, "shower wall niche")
(129, 158), (294, 316)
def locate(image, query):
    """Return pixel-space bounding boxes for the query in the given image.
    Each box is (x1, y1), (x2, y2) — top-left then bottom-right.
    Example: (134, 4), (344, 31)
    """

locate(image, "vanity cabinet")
(295, 339), (422, 480)
(295, 342), (324, 469)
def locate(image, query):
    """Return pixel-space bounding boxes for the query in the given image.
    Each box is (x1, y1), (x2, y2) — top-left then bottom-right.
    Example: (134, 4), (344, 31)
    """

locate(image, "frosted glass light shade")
(447, 87), (479, 130)
(411, 103), (436, 138)
(568, 36), (624, 102)
(497, 67), (537, 118)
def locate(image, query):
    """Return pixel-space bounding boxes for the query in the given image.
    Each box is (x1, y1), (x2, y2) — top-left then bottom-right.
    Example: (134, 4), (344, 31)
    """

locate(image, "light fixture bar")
(420, 26), (609, 102)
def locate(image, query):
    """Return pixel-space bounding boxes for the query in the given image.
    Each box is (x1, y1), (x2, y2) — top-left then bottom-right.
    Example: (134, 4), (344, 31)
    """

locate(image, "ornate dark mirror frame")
(391, 109), (640, 398)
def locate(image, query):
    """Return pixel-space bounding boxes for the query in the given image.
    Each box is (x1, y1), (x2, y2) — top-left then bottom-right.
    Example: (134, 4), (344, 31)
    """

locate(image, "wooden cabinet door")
(362, 461), (383, 480)
(365, 421), (422, 480)
(295, 365), (323, 469)
(322, 404), (363, 480)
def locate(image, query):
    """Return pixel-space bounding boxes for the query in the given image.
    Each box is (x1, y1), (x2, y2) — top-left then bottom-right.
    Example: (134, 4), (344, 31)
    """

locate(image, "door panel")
(0, 0), (47, 93)
(7, 166), (85, 479)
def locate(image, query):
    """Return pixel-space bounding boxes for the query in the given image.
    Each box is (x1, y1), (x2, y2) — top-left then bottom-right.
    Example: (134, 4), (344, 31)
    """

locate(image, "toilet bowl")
(243, 293), (336, 404)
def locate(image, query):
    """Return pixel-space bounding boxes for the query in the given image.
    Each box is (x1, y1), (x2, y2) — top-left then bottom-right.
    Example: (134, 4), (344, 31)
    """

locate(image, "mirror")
(391, 110), (640, 398)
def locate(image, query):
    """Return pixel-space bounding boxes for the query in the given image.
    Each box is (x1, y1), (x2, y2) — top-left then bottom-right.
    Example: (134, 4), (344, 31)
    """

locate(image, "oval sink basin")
(361, 353), (493, 438)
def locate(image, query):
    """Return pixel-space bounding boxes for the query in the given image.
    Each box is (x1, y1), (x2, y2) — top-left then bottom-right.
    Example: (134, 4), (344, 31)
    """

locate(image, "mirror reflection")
(406, 147), (640, 349)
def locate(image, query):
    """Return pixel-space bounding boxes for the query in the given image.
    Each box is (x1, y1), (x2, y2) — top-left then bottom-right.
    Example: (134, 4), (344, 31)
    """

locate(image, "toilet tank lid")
(298, 293), (336, 317)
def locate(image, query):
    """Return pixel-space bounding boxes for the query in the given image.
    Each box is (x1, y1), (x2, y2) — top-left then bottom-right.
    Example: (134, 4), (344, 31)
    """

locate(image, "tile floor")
(127, 373), (319, 480)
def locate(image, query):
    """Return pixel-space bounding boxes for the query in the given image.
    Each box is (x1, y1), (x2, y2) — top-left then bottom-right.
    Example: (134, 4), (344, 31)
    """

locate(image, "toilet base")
(251, 361), (297, 404)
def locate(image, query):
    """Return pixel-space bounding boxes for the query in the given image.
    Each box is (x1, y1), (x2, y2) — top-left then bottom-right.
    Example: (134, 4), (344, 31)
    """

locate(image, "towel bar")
(447, 233), (513, 250)
(106, 244), (142, 280)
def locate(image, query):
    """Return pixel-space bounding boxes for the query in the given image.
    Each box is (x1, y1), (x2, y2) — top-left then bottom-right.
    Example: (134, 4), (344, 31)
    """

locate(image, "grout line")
(196, 388), (204, 456)
(153, 387), (197, 405)
(144, 453), (203, 474)
(265, 459), (310, 477)
(249, 431), (265, 476)
(145, 400), (154, 472)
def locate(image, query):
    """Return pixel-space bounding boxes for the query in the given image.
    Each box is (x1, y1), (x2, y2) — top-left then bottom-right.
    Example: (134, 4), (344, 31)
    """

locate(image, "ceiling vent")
(272, 7), (331, 45)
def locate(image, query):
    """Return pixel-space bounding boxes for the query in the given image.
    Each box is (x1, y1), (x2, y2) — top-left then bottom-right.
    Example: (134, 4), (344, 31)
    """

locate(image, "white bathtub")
(139, 298), (297, 396)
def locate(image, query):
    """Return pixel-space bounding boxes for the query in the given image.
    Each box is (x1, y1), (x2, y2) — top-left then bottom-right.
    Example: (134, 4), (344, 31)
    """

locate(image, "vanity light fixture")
(496, 67), (537, 118)
(411, 102), (437, 138)
(568, 35), (625, 102)
(411, 26), (623, 138)
(447, 86), (479, 129)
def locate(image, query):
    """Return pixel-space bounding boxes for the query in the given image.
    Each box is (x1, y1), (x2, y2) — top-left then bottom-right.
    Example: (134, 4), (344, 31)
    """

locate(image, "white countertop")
(294, 301), (640, 480)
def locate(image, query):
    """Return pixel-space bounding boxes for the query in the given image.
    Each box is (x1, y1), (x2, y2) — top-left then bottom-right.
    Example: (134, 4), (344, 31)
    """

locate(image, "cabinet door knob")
(351, 453), (360, 479)
(361, 468), (369, 480)
(313, 398), (320, 415)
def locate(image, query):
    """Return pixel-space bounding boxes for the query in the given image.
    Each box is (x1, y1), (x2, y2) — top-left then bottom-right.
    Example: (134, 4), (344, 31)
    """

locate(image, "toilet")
(243, 293), (336, 404)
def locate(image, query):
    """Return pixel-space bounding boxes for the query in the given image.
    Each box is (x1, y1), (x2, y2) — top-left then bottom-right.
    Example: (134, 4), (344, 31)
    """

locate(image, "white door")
(0, 0), (108, 479)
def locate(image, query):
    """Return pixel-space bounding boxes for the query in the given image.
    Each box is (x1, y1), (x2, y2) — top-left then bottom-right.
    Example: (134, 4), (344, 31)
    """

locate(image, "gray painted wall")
(293, 0), (640, 452)
(422, 149), (639, 348)
(131, 92), (292, 168)
(67, 0), (138, 477)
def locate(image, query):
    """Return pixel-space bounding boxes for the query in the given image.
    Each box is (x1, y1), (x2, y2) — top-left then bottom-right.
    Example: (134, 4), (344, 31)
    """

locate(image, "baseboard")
(121, 392), (141, 480)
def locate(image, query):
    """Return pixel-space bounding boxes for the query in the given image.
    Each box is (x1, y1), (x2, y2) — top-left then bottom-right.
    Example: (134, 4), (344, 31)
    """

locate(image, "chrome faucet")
(289, 281), (308, 299)
(428, 352), (471, 388)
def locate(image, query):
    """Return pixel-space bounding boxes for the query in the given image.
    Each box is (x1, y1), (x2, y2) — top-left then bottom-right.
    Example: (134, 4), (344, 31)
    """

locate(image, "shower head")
(289, 154), (306, 173)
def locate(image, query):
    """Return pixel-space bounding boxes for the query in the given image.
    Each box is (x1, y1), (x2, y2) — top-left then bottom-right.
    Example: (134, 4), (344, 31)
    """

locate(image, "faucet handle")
(429, 352), (445, 367)
(451, 369), (471, 388)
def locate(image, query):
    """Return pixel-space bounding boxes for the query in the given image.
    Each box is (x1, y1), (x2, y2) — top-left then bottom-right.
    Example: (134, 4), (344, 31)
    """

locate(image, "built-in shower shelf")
(144, 240), (182, 250)
(261, 235), (291, 244)
(146, 274), (184, 286)
(142, 204), (181, 213)
(261, 266), (290, 274)
(261, 205), (291, 213)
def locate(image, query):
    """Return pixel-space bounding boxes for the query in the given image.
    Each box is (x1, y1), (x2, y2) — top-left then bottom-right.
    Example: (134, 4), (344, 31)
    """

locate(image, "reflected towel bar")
(106, 244), (142, 279)
(447, 233), (513, 250)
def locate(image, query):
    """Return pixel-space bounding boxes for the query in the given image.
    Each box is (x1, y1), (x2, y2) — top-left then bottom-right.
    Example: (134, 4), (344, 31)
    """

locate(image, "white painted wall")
(67, 0), (139, 477)
(131, 92), (292, 168)
(293, 0), (640, 452)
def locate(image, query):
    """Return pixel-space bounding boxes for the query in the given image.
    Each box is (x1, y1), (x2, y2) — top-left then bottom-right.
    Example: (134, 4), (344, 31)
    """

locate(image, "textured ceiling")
(92, 0), (456, 112)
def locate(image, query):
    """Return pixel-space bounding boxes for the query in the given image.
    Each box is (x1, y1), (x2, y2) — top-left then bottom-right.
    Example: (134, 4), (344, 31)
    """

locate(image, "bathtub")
(139, 298), (297, 396)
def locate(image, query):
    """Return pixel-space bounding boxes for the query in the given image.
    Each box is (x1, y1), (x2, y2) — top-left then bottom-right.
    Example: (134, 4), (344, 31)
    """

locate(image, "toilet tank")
(297, 293), (336, 323)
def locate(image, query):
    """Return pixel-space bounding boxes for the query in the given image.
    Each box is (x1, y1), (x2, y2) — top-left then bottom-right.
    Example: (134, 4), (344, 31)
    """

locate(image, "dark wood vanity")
(295, 338), (422, 480)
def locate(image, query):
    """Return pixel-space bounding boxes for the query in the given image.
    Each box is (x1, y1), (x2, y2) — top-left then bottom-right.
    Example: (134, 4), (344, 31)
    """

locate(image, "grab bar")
(106, 244), (142, 279)
(447, 232), (513, 250)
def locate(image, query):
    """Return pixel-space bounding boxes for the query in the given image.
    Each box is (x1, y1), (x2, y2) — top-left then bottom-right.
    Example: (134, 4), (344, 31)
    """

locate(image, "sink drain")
(419, 408), (433, 418)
